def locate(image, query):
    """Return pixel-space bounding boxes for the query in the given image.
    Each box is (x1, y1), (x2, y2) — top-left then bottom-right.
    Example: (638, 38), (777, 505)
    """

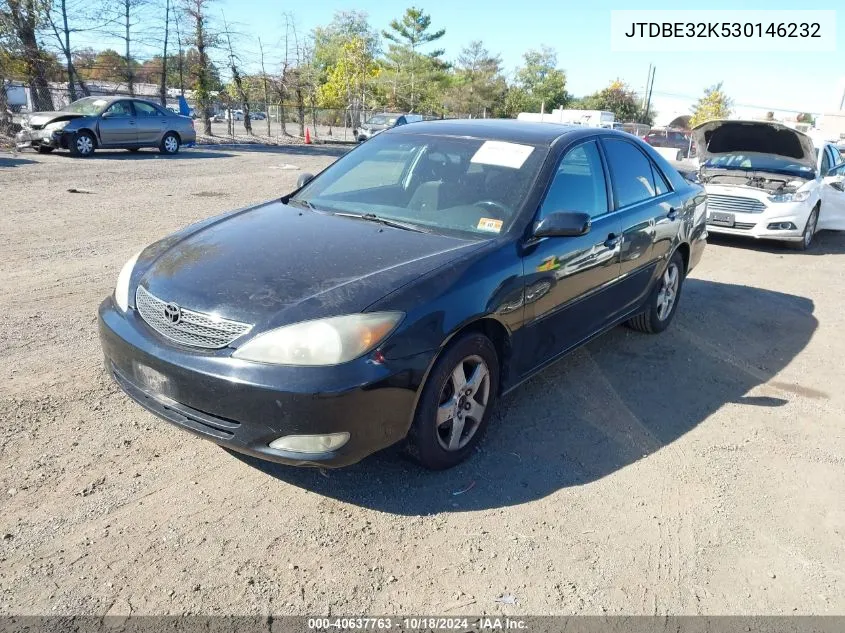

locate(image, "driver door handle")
(604, 233), (621, 248)
(667, 207), (678, 220)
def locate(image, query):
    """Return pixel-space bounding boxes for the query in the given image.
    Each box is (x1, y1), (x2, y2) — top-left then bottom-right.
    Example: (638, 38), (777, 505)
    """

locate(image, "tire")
(788, 205), (819, 251)
(69, 131), (95, 157)
(406, 333), (500, 470)
(36, 146), (54, 154)
(160, 132), (180, 155)
(627, 250), (685, 334)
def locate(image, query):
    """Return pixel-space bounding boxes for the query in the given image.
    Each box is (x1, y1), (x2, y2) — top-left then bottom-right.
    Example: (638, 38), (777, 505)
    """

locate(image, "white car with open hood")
(692, 120), (845, 250)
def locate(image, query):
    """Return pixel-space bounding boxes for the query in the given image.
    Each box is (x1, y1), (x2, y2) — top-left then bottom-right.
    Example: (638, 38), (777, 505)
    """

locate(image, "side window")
(104, 101), (133, 117)
(830, 146), (842, 166)
(539, 141), (608, 219)
(603, 138), (660, 208)
(134, 101), (163, 117)
(651, 163), (670, 195)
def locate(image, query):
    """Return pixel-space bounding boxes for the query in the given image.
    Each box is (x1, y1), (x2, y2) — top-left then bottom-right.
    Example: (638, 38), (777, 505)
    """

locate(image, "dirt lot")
(1, 147), (843, 616)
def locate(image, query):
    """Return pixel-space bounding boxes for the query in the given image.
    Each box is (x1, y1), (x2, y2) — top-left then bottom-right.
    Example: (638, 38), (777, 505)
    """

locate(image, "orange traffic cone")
(304, 127), (312, 144)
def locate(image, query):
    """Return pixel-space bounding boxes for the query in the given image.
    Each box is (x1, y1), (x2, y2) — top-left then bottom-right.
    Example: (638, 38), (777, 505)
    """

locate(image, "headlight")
(45, 120), (70, 131)
(114, 251), (142, 312)
(232, 312), (403, 366)
(768, 190), (811, 203)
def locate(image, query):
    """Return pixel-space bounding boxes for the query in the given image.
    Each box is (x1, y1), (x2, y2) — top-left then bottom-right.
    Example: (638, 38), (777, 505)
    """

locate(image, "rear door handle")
(604, 234), (621, 248)
(667, 207), (678, 220)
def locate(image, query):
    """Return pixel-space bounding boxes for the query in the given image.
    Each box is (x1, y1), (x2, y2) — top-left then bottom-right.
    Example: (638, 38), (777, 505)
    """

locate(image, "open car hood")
(692, 120), (817, 171)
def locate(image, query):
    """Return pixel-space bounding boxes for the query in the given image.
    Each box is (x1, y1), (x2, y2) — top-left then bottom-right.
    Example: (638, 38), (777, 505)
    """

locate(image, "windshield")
(366, 114), (398, 126)
(61, 97), (110, 115)
(292, 133), (547, 238)
(703, 153), (814, 177)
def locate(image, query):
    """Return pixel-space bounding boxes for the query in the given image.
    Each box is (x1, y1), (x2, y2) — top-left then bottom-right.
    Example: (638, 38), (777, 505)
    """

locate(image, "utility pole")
(644, 65), (656, 122)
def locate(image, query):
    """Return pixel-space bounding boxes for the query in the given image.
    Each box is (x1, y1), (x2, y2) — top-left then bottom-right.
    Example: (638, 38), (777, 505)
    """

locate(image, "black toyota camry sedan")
(99, 120), (707, 470)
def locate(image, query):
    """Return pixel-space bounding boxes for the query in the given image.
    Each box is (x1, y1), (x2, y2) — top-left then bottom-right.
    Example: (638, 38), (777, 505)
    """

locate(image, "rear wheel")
(627, 250), (685, 334)
(160, 132), (180, 155)
(406, 333), (499, 470)
(69, 131), (95, 157)
(789, 206), (819, 251)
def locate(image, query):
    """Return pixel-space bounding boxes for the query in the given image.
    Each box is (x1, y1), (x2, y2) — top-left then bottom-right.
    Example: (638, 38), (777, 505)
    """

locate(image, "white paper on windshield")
(470, 141), (534, 169)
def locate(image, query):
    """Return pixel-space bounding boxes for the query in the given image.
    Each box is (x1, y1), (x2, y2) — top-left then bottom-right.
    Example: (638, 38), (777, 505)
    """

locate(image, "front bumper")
(706, 204), (812, 242)
(15, 127), (62, 149)
(98, 297), (432, 467)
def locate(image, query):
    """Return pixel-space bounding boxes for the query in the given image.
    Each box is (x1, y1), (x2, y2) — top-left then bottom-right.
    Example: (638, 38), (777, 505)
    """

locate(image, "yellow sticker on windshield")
(477, 218), (503, 233)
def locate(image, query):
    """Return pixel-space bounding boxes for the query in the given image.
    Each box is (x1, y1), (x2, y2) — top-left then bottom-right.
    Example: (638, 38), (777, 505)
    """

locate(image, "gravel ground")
(0, 147), (844, 617)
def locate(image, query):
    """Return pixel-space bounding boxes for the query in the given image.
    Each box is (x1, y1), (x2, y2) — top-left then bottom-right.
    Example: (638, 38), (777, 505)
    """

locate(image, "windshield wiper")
(334, 212), (430, 233)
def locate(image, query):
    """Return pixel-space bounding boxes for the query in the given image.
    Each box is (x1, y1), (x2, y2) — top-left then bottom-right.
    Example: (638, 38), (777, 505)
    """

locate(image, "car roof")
(387, 118), (613, 145)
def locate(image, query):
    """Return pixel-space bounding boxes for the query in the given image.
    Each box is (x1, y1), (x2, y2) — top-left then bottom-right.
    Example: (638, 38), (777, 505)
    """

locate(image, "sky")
(91, 0), (844, 116)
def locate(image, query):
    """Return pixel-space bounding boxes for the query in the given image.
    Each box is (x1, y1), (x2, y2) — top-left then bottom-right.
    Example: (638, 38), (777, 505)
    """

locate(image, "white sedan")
(692, 120), (845, 250)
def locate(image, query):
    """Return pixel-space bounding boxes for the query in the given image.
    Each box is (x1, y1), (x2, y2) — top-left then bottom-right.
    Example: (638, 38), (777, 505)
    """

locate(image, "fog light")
(268, 432), (350, 454)
(767, 222), (797, 230)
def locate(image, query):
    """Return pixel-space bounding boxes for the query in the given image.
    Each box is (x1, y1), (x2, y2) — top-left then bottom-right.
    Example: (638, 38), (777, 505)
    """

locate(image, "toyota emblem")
(163, 302), (182, 324)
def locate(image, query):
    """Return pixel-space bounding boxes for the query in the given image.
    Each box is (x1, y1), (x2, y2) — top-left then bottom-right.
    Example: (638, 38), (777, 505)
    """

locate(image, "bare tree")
(42, 0), (98, 100)
(220, 11), (250, 134)
(158, 0), (169, 105)
(173, 4), (183, 93)
(3, 0), (53, 110)
(258, 36), (270, 136)
(182, 0), (214, 134)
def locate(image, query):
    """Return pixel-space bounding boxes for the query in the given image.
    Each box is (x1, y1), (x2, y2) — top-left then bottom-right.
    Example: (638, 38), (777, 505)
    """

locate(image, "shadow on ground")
(708, 230), (845, 256)
(0, 156), (37, 168)
(50, 149), (235, 160)
(230, 278), (817, 514)
(195, 143), (352, 158)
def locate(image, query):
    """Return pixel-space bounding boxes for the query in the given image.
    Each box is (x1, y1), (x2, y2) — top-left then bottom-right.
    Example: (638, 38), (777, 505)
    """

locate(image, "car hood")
(23, 111), (87, 128)
(136, 201), (483, 330)
(692, 120), (816, 170)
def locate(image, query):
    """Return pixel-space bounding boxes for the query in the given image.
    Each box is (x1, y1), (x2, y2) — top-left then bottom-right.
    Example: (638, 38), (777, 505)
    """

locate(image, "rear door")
(518, 139), (622, 374)
(98, 100), (137, 146)
(600, 137), (678, 314)
(820, 161), (845, 230)
(132, 100), (168, 145)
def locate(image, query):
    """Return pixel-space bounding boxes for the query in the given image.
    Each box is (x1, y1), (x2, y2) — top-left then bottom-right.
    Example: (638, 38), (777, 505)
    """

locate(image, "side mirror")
(101, 111), (114, 119)
(296, 172), (315, 189)
(830, 180), (844, 192)
(532, 211), (591, 238)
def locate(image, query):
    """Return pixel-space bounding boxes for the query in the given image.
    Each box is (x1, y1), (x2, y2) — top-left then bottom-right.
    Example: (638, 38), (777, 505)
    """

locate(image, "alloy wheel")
(804, 210), (817, 247)
(656, 262), (680, 321)
(435, 354), (490, 451)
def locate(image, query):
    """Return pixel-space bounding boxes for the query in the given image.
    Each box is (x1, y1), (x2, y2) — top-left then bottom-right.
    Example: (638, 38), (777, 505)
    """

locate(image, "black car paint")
(99, 121), (706, 467)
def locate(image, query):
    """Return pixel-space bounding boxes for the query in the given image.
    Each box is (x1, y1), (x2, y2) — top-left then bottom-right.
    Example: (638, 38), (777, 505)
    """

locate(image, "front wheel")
(69, 131), (95, 157)
(406, 333), (499, 470)
(160, 132), (180, 155)
(627, 250), (685, 334)
(789, 206), (819, 251)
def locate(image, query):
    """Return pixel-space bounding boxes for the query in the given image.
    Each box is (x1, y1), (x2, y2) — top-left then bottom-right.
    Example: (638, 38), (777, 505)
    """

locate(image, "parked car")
(99, 120), (707, 470)
(356, 112), (423, 141)
(643, 128), (694, 159)
(15, 96), (196, 157)
(250, 111), (266, 120)
(692, 119), (845, 250)
(225, 109), (244, 121)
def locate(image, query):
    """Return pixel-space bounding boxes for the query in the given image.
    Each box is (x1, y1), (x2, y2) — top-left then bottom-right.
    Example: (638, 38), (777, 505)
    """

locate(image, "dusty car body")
(693, 120), (845, 250)
(15, 96), (196, 157)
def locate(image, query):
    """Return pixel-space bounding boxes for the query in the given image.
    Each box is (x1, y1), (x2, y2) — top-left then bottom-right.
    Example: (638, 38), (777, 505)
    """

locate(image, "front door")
(517, 139), (622, 377)
(97, 100), (137, 146)
(820, 161), (845, 231)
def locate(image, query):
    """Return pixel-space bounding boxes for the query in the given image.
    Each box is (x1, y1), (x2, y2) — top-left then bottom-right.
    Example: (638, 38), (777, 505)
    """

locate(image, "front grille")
(135, 285), (252, 349)
(733, 221), (756, 230)
(706, 194), (767, 214)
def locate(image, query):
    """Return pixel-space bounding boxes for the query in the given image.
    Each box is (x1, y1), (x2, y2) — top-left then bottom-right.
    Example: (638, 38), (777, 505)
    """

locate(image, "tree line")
(4, 1), (744, 138)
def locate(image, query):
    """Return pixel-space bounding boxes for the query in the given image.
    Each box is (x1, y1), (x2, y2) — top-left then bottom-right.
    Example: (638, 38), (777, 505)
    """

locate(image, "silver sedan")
(15, 96), (197, 157)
